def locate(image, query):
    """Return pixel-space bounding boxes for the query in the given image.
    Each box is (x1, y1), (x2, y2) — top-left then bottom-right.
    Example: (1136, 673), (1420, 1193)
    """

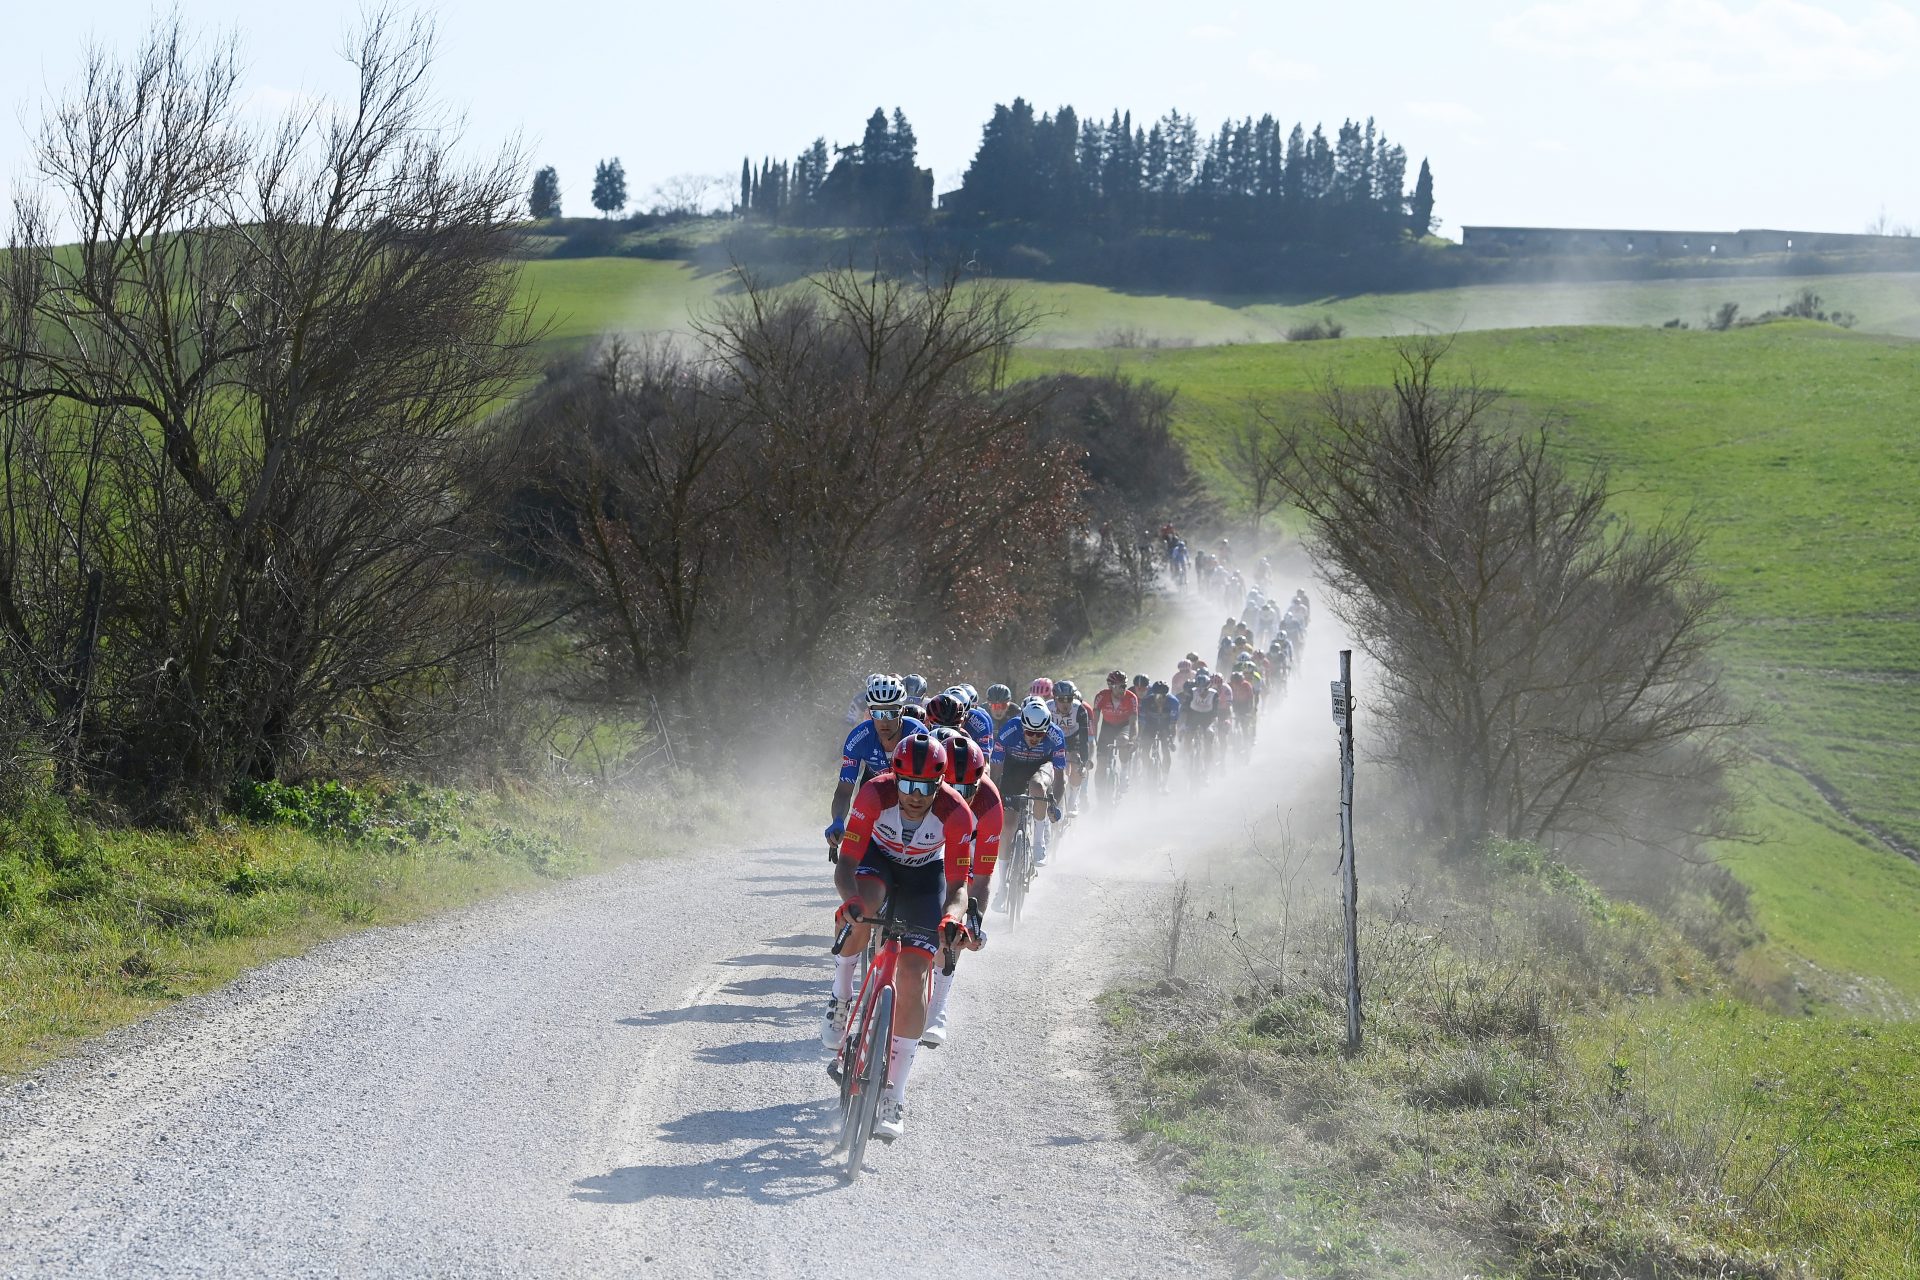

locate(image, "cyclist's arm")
(829, 778), (856, 830)
(939, 797), (977, 917)
(968, 795), (1003, 906)
(833, 781), (882, 899)
(1048, 737), (1069, 803)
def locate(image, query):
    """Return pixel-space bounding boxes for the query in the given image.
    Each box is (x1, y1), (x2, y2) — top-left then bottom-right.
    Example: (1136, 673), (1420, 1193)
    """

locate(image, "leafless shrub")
(1259, 340), (1749, 863)
(507, 265), (1087, 755)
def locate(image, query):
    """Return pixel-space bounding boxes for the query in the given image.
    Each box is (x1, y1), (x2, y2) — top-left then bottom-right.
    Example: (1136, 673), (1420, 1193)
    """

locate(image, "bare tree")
(1268, 341), (1748, 860)
(0, 11), (539, 805)
(649, 173), (728, 217)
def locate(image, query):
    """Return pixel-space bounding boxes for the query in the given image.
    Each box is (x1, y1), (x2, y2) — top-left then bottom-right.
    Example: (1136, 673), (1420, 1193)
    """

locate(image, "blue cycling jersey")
(963, 706), (995, 750)
(990, 718), (1069, 769)
(1140, 692), (1182, 725)
(838, 717), (928, 784)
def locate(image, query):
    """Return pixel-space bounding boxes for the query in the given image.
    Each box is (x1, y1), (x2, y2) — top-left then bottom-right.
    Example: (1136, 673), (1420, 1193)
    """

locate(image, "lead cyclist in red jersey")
(822, 733), (974, 1139)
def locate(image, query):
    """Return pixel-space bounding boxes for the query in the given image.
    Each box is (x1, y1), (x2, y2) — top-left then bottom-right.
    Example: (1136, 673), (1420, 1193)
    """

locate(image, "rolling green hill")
(515, 256), (1920, 355)
(1014, 323), (1920, 1002)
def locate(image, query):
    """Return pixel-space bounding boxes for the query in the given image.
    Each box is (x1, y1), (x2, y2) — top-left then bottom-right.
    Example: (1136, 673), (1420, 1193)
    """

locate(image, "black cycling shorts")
(853, 852), (946, 957)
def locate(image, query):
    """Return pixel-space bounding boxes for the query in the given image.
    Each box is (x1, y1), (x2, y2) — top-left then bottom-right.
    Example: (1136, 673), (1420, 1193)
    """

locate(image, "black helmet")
(1150, 680), (1169, 696)
(985, 683), (1013, 705)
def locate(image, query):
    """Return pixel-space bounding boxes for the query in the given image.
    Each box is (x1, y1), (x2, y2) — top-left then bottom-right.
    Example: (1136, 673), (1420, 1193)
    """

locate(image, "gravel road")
(0, 582), (1341, 1277)
(0, 821), (1230, 1277)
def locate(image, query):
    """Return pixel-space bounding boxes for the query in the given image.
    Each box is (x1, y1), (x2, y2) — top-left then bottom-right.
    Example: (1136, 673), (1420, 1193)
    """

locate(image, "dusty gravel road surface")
(0, 583), (1339, 1277)
(0, 827), (1228, 1277)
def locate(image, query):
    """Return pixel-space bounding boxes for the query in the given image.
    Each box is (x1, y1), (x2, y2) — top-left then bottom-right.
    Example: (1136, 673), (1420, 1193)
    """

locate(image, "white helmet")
(1018, 698), (1052, 731)
(866, 673), (906, 709)
(942, 685), (970, 708)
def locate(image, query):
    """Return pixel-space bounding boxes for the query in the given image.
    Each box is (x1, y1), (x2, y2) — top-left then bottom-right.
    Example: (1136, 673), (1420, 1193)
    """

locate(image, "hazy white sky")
(5, 0), (1918, 235)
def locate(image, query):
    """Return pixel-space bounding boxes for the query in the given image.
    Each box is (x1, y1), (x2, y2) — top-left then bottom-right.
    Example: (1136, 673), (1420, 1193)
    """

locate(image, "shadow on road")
(747, 885), (840, 899)
(571, 1101), (843, 1205)
(716, 951), (825, 969)
(618, 999), (810, 1028)
(691, 1036), (822, 1066)
(761, 933), (832, 949)
(722, 975), (818, 998)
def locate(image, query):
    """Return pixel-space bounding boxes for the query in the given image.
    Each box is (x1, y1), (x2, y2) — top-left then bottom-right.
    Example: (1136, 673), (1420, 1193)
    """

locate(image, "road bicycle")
(1099, 734), (1139, 805)
(999, 794), (1038, 930)
(1142, 726), (1175, 791)
(828, 899), (956, 1181)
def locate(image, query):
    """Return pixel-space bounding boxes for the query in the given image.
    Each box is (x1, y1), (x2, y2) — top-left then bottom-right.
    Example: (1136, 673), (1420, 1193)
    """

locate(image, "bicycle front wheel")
(844, 984), (893, 1181)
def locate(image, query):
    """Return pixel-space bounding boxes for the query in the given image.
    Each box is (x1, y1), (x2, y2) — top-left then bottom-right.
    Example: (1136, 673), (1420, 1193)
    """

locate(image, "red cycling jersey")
(1092, 687), (1139, 727)
(966, 777), (1005, 880)
(842, 773), (975, 886)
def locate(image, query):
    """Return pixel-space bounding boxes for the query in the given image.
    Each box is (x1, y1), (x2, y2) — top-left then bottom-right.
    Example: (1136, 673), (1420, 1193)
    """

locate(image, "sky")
(4, 0), (1918, 237)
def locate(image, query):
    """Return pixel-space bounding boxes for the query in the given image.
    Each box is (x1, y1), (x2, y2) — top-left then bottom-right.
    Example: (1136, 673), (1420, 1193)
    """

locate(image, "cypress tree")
(529, 165), (561, 219)
(590, 158), (627, 217)
(1409, 158), (1436, 236)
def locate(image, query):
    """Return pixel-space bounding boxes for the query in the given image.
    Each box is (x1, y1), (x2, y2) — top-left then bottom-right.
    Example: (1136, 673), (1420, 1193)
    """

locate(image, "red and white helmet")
(943, 735), (987, 788)
(889, 732), (947, 782)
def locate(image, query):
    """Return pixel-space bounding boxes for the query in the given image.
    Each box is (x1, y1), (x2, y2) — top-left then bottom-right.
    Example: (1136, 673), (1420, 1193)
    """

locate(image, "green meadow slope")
(515, 255), (1920, 354)
(1016, 323), (1920, 1002)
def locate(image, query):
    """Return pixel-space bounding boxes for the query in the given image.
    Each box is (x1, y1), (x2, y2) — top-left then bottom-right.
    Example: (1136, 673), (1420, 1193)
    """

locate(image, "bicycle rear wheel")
(843, 984), (893, 1180)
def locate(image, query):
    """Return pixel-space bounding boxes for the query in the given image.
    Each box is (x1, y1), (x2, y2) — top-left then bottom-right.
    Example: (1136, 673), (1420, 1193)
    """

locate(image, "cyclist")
(1138, 679), (1180, 789)
(826, 674), (927, 859)
(1184, 672), (1224, 769)
(1169, 538), (1189, 587)
(1229, 665), (1260, 746)
(920, 735), (1000, 1049)
(983, 683), (1015, 734)
(924, 691), (968, 735)
(843, 672), (884, 726)
(1092, 670), (1140, 800)
(824, 732), (975, 1140)
(1050, 678), (1094, 823)
(990, 697), (1068, 870)
(946, 684), (996, 750)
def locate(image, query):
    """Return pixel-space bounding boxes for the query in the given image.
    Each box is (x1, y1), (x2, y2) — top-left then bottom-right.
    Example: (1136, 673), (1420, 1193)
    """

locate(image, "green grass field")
(1014, 323), (1920, 1000)
(515, 255), (1920, 354)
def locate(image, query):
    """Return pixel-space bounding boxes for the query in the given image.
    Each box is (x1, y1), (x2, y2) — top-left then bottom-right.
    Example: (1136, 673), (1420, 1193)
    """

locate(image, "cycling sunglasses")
(870, 707), (903, 721)
(898, 777), (939, 796)
(1021, 727), (1049, 740)
(954, 782), (977, 799)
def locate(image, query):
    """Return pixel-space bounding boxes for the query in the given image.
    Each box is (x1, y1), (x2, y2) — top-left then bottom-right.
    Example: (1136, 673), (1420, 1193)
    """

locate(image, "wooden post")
(1332, 649), (1362, 1053)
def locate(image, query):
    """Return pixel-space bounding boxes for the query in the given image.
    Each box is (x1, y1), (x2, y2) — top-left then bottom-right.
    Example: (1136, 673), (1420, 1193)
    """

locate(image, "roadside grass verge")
(0, 777), (730, 1076)
(1016, 323), (1920, 998)
(1108, 831), (1920, 1278)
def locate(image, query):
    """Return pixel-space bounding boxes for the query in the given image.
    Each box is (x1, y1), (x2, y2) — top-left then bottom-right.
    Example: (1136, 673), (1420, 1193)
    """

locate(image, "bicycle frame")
(830, 899), (954, 1177)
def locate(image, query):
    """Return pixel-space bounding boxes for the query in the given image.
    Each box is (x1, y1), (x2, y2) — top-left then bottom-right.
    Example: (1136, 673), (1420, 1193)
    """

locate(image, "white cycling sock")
(833, 954), (858, 1001)
(926, 968), (956, 1023)
(887, 1034), (919, 1103)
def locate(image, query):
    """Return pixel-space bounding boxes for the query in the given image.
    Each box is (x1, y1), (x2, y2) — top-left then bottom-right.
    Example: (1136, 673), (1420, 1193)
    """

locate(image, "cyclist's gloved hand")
(834, 898), (865, 926)
(824, 819), (844, 841)
(966, 905), (986, 951)
(1048, 803), (1063, 824)
(940, 913), (972, 948)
